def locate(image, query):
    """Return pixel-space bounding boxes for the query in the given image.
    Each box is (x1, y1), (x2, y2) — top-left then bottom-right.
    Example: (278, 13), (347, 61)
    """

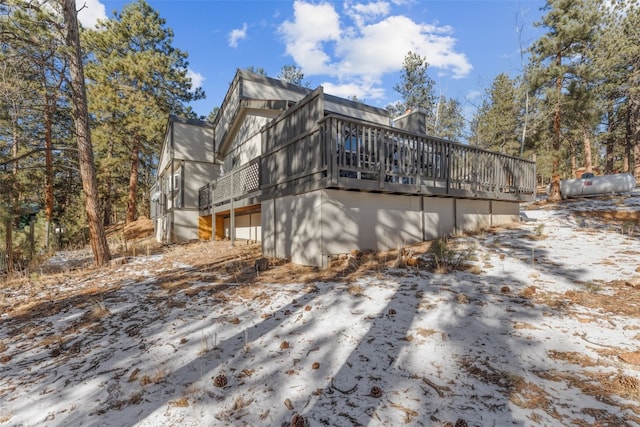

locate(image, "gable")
(157, 116), (214, 176)
(213, 70), (311, 159)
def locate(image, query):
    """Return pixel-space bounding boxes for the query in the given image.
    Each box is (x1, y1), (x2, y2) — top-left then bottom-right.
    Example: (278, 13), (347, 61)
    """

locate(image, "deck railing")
(199, 158), (260, 212)
(321, 115), (536, 199)
(199, 114), (536, 212)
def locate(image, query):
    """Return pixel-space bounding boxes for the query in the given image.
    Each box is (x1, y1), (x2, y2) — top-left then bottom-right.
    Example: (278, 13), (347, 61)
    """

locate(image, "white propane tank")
(558, 173), (636, 199)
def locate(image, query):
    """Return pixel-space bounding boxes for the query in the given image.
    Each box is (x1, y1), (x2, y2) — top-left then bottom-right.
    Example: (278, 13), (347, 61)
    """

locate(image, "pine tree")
(432, 96), (465, 142)
(63, 0), (111, 265)
(529, 0), (600, 200)
(599, 0), (640, 178)
(1, 1), (80, 264)
(470, 74), (521, 155)
(84, 0), (204, 224)
(278, 64), (306, 86)
(393, 51), (437, 117)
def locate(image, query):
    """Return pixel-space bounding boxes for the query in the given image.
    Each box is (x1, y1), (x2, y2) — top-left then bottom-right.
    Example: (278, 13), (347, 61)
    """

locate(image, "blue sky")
(78, 0), (546, 123)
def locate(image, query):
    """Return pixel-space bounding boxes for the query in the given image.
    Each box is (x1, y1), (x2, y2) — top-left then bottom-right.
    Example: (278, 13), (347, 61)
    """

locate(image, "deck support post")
(230, 170), (235, 247)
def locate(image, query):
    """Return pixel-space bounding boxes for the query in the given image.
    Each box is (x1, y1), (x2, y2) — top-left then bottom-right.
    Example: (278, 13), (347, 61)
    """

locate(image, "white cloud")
(278, 1), (341, 74)
(187, 69), (205, 89)
(77, 0), (107, 28)
(344, 0), (390, 29)
(466, 89), (483, 102)
(228, 23), (248, 48)
(321, 80), (386, 101)
(278, 0), (472, 101)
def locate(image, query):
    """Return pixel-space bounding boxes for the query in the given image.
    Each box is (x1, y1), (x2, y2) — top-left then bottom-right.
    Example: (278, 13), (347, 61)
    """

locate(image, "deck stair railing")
(199, 158), (260, 212)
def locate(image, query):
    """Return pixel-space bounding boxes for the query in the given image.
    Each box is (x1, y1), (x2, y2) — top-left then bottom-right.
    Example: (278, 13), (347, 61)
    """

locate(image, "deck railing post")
(230, 169), (235, 247)
(415, 138), (421, 192)
(378, 129), (384, 190)
(210, 183), (215, 241)
(445, 144), (451, 195)
(329, 118), (338, 185)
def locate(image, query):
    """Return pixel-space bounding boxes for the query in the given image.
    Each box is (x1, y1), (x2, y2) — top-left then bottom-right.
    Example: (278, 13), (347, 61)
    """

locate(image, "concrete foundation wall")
(455, 199), (492, 233)
(261, 193), (323, 266)
(490, 200), (520, 226)
(321, 190), (423, 256)
(261, 189), (522, 267)
(423, 197), (455, 240)
(262, 198), (276, 258)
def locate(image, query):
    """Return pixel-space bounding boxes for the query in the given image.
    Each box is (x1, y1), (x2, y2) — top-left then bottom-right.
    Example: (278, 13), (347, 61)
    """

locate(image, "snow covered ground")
(2, 193), (640, 426)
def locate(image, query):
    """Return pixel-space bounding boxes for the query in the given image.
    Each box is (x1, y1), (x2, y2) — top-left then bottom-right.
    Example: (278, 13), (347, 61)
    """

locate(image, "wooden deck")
(200, 90), (536, 214)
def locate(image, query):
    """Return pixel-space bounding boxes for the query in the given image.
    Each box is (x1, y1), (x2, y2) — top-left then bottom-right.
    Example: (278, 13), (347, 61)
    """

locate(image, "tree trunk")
(582, 126), (592, 174)
(126, 135), (140, 224)
(63, 0), (111, 266)
(624, 106), (631, 173)
(103, 139), (114, 227)
(44, 96), (54, 250)
(547, 52), (563, 202)
(635, 143), (640, 181)
(5, 105), (19, 273)
(3, 217), (12, 274)
(631, 90), (640, 181)
(605, 110), (615, 174)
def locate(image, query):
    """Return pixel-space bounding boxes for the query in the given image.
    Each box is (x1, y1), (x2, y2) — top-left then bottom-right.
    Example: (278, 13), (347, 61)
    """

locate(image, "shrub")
(429, 238), (475, 273)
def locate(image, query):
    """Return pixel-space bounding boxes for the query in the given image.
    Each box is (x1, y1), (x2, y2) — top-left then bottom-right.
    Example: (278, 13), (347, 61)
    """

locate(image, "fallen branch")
(388, 400), (418, 422)
(578, 332), (618, 349)
(422, 376), (452, 397)
(306, 346), (320, 357)
(331, 377), (358, 394)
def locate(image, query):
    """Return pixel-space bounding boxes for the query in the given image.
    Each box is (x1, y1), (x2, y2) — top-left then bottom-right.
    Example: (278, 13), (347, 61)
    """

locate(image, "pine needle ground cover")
(2, 193), (640, 426)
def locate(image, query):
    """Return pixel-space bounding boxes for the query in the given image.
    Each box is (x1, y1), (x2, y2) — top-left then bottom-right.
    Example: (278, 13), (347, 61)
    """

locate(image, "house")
(152, 69), (536, 267)
(151, 115), (217, 243)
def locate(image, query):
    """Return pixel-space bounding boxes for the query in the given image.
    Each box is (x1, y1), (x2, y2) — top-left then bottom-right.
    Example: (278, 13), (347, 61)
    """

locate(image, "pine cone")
(370, 386), (383, 398)
(290, 413), (306, 427)
(213, 374), (227, 388)
(455, 418), (468, 427)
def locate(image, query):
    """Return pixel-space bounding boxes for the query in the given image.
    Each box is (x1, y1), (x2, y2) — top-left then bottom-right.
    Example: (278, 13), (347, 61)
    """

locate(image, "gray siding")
(173, 121), (214, 163)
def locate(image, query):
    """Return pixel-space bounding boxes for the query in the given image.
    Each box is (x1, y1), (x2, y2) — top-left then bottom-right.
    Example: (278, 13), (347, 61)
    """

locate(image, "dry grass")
(168, 397), (189, 408)
(415, 328), (439, 338)
(0, 234), (435, 326)
(2, 201), (640, 423)
(573, 209), (640, 223)
(139, 368), (167, 386)
(460, 358), (562, 420)
(346, 284), (365, 297)
(534, 282), (640, 317)
(547, 350), (599, 367)
(536, 369), (640, 418)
